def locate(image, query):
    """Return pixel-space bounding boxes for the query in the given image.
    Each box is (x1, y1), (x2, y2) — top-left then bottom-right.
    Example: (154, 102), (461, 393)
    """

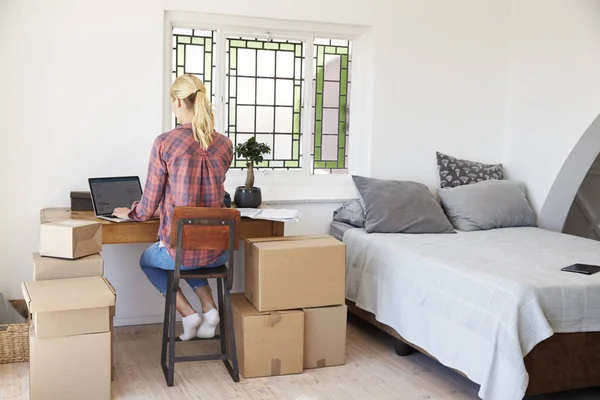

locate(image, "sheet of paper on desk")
(237, 208), (299, 222)
(256, 209), (299, 222)
(237, 208), (262, 218)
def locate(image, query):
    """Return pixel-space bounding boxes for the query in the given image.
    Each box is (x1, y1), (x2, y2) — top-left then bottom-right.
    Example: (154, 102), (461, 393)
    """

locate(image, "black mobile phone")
(561, 263), (600, 275)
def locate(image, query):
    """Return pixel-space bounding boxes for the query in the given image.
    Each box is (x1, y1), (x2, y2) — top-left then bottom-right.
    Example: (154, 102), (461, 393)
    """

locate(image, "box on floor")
(232, 293), (304, 379)
(304, 304), (347, 369)
(22, 276), (115, 400)
(39, 219), (102, 259)
(29, 332), (111, 399)
(31, 251), (115, 378)
(244, 235), (345, 312)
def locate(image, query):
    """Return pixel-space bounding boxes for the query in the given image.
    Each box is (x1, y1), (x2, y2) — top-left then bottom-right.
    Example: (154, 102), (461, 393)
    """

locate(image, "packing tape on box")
(267, 312), (281, 327)
(271, 358), (281, 376)
(317, 359), (327, 368)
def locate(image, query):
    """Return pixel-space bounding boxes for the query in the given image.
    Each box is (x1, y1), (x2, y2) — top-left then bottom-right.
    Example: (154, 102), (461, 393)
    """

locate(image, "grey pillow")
(333, 199), (365, 228)
(437, 151), (504, 188)
(352, 175), (455, 234)
(437, 180), (537, 231)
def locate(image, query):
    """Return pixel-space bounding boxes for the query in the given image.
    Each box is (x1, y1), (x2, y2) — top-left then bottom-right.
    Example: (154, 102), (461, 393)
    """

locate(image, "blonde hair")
(170, 74), (214, 149)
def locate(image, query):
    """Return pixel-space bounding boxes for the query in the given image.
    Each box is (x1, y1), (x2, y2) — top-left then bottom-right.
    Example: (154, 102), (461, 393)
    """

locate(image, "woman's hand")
(112, 207), (131, 220)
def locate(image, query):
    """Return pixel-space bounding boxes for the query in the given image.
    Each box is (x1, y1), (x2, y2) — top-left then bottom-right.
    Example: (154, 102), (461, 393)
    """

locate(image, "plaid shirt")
(128, 124), (233, 266)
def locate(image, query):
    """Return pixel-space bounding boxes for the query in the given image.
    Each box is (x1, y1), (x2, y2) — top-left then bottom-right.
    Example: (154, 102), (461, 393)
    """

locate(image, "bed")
(331, 221), (600, 399)
(329, 221), (357, 242)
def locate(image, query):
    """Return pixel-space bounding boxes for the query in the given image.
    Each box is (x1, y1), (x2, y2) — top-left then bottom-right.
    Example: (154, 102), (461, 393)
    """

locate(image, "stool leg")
(160, 274), (172, 371)
(167, 287), (177, 387)
(223, 285), (239, 382)
(216, 278), (226, 356)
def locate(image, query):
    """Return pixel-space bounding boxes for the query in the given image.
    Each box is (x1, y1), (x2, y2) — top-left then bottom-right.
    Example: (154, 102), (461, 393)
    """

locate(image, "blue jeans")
(140, 242), (228, 295)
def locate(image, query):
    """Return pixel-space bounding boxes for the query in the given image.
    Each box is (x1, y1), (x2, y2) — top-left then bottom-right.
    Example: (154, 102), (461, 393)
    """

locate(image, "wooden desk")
(40, 208), (284, 244)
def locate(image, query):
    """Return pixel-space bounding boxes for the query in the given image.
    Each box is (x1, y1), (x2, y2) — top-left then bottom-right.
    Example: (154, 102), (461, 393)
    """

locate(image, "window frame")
(163, 11), (372, 201)
(219, 30), (309, 172)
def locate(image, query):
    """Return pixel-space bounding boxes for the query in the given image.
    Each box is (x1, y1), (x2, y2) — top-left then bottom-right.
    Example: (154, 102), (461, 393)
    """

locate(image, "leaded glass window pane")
(226, 37), (304, 169)
(172, 28), (216, 127)
(312, 38), (352, 174)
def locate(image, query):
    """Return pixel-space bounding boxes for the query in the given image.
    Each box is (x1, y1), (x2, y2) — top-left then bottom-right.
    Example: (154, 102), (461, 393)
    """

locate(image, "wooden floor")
(2, 317), (600, 400)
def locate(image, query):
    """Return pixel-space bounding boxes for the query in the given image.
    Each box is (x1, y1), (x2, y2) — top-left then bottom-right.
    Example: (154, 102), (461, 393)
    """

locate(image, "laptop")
(88, 176), (143, 222)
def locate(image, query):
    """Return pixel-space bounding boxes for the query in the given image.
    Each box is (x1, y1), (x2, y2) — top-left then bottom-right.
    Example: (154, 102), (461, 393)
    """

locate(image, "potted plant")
(234, 137), (271, 208)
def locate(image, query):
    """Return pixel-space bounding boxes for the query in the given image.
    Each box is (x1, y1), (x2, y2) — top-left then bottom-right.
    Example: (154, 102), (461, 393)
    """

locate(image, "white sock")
(196, 308), (220, 339)
(180, 313), (202, 341)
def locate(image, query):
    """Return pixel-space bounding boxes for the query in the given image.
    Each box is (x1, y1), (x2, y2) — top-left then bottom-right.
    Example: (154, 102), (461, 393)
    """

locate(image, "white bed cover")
(344, 227), (600, 400)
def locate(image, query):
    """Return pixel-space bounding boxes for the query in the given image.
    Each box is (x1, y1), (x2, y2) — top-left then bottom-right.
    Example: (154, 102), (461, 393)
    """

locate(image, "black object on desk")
(224, 191), (231, 208)
(70, 191), (94, 211)
(561, 263), (600, 275)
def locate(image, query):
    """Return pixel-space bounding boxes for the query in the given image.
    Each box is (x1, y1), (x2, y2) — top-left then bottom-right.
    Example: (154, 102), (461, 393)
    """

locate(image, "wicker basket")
(0, 299), (30, 364)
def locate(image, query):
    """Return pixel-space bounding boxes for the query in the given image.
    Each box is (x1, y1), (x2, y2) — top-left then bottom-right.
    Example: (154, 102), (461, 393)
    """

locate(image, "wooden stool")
(161, 207), (241, 386)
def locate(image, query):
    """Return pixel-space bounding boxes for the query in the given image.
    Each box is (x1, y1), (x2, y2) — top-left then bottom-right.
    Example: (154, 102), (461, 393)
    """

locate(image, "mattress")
(344, 227), (600, 400)
(329, 221), (358, 241)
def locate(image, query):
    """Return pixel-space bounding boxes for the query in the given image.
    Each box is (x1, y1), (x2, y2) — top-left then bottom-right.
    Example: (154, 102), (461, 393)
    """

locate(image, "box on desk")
(232, 293), (304, 379)
(22, 276), (115, 400)
(244, 235), (345, 312)
(32, 252), (104, 280)
(39, 219), (102, 259)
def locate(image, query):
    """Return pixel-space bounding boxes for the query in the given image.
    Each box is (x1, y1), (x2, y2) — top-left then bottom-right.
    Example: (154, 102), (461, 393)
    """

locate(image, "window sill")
(224, 171), (358, 203)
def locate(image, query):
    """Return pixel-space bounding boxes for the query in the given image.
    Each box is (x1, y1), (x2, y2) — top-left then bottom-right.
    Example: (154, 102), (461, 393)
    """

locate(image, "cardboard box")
(231, 293), (304, 378)
(303, 305), (347, 369)
(245, 235), (345, 312)
(30, 331), (111, 400)
(22, 276), (116, 339)
(39, 219), (102, 259)
(32, 252), (104, 280)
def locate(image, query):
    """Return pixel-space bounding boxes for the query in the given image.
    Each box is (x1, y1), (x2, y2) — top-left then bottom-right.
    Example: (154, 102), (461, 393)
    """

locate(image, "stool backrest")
(170, 207), (241, 251)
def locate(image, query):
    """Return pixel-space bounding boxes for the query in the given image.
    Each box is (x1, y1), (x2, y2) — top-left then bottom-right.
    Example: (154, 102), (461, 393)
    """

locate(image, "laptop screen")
(88, 177), (143, 216)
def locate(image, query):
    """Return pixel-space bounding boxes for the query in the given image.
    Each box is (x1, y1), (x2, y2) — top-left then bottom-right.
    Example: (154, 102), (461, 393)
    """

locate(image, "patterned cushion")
(436, 151), (504, 188)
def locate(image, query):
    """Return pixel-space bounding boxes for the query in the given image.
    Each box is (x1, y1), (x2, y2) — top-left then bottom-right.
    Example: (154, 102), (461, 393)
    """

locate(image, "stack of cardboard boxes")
(22, 219), (115, 400)
(233, 235), (347, 378)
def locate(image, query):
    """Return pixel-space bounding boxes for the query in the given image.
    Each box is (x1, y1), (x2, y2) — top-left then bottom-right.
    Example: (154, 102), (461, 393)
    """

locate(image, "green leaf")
(234, 136), (271, 165)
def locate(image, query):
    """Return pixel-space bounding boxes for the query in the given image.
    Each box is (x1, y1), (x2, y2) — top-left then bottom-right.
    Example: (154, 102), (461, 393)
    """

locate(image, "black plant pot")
(234, 186), (262, 208)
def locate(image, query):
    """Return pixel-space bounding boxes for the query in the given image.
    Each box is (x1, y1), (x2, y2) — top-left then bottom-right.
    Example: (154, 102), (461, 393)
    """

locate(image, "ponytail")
(170, 74), (214, 149)
(192, 89), (214, 149)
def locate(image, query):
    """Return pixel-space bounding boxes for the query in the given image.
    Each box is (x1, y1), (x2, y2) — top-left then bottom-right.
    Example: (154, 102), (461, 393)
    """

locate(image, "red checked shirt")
(128, 124), (233, 266)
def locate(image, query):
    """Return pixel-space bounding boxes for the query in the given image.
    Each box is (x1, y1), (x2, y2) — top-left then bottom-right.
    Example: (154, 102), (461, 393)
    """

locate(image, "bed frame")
(346, 300), (600, 396)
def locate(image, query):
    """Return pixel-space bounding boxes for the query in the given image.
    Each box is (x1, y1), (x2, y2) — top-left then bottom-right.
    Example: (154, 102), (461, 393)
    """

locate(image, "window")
(312, 38), (351, 174)
(172, 28), (216, 128)
(226, 37), (304, 169)
(169, 25), (352, 175)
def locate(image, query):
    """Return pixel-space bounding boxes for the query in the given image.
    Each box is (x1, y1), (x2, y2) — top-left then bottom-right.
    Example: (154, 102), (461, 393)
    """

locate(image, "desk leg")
(272, 221), (284, 237)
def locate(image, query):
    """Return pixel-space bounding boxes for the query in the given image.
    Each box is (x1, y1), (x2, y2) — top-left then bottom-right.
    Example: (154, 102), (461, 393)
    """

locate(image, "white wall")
(504, 0), (600, 230)
(0, 0), (513, 323)
(371, 1), (511, 185)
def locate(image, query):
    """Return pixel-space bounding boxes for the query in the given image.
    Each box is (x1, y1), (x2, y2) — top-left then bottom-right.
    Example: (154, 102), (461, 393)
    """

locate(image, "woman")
(113, 74), (233, 341)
